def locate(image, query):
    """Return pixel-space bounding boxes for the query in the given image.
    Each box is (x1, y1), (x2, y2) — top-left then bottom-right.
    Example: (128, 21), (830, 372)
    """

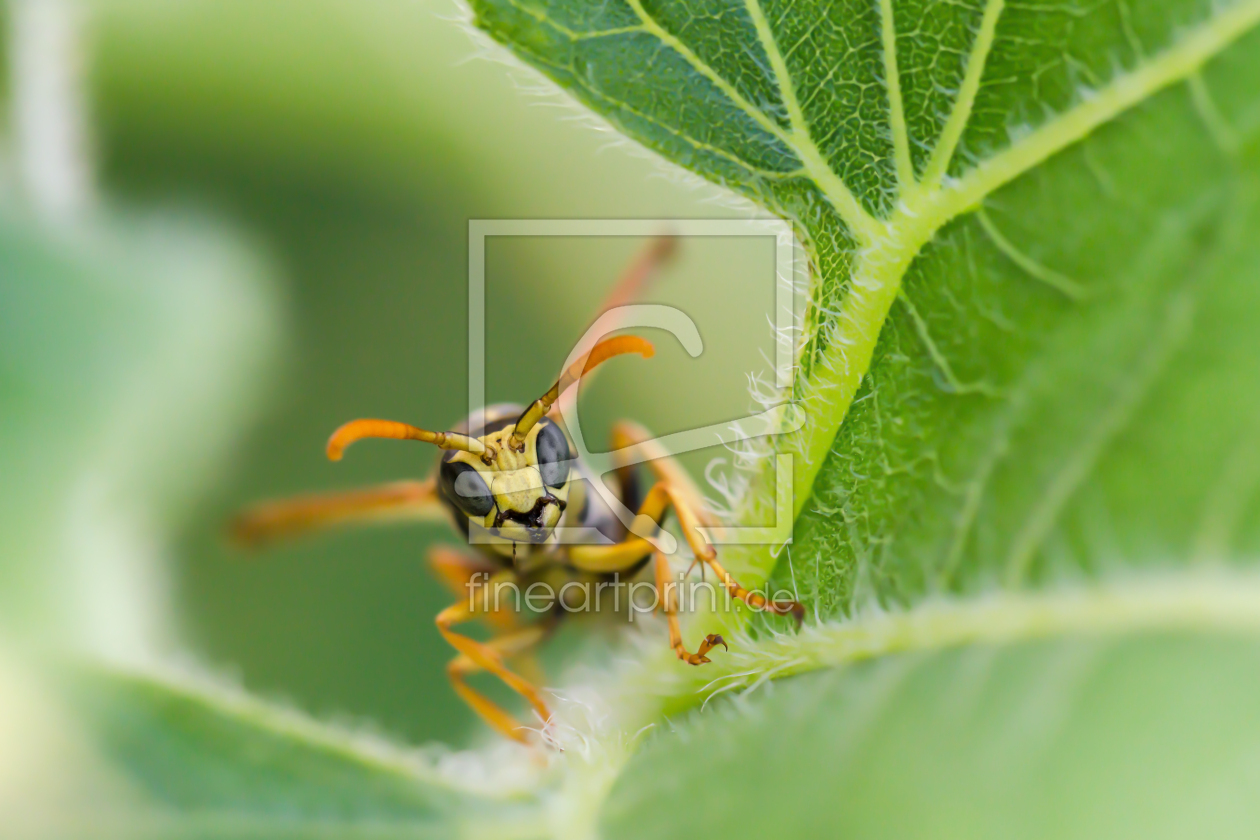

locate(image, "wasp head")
(438, 419), (573, 551)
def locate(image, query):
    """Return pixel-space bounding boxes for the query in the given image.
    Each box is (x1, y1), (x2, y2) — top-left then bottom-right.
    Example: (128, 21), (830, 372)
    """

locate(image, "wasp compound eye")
(440, 461), (494, 517)
(535, 422), (571, 488)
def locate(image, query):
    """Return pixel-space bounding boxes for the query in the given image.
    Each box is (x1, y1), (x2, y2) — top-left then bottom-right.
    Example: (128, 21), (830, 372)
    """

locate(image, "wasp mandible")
(232, 239), (803, 743)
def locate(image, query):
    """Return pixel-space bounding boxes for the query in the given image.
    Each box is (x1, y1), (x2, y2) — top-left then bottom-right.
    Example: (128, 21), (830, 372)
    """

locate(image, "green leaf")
(0, 203), (279, 645)
(57, 662), (541, 838)
(605, 633), (1260, 840)
(465, 0), (1260, 834)
(469, 0), (1260, 591)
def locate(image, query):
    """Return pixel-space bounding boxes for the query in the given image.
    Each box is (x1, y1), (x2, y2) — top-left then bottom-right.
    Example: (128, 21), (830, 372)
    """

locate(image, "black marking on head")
(535, 421), (571, 488)
(439, 460), (494, 517)
(493, 495), (566, 531)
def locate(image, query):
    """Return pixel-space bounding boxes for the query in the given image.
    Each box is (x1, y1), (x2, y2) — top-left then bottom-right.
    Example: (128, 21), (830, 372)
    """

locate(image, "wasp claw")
(683, 633), (727, 665)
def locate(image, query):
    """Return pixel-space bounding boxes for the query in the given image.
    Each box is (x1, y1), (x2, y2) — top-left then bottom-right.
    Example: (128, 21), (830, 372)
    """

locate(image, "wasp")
(232, 239), (803, 743)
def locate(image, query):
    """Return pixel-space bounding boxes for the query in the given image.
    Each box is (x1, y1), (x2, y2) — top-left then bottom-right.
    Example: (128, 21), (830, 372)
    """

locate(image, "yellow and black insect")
(232, 241), (802, 743)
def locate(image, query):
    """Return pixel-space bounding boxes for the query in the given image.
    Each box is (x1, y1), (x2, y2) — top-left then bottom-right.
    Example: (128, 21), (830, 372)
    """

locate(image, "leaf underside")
(467, 0), (1260, 628)
(605, 633), (1260, 840)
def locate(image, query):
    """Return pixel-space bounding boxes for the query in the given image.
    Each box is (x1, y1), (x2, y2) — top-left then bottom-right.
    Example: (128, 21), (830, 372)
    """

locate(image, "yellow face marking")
(490, 465), (548, 514)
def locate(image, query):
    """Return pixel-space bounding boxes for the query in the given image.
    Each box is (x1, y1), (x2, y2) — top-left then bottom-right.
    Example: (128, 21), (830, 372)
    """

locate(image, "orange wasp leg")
(609, 420), (720, 532)
(443, 618), (554, 745)
(435, 595), (554, 744)
(701, 553), (804, 623)
(634, 481), (804, 621)
(566, 479), (711, 574)
(654, 551), (726, 665)
(428, 545), (547, 686)
(428, 545), (518, 632)
(230, 479), (443, 546)
(569, 469), (803, 633)
(608, 422), (805, 623)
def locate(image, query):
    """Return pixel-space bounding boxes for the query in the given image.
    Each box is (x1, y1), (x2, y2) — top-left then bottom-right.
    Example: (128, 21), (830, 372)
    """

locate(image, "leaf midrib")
(649, 571), (1260, 716)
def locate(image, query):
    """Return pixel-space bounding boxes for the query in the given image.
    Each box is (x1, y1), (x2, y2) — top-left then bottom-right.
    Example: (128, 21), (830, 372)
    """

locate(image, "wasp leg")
(701, 552), (805, 624)
(654, 551), (726, 665)
(612, 422), (803, 622)
(636, 482), (801, 622)
(572, 479), (804, 623)
(428, 546), (518, 631)
(435, 598), (554, 744)
(566, 536), (654, 573)
(565, 481), (706, 573)
(230, 479), (442, 546)
(444, 619), (555, 744)
(609, 420), (721, 534)
(428, 546), (547, 685)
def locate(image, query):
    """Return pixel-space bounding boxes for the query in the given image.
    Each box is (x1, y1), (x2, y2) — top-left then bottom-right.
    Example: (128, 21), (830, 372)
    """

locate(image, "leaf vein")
(1188, 71), (1243, 157)
(656, 573), (1260, 714)
(976, 206), (1087, 300)
(1003, 280), (1194, 585)
(942, 0), (1260, 220)
(741, 0), (884, 242)
(921, 0), (1007, 187)
(878, 0), (917, 190)
(620, 0), (794, 144)
(898, 292), (1000, 396)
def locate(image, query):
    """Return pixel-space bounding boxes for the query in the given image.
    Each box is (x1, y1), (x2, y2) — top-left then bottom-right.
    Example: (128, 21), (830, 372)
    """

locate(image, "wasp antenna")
(597, 234), (678, 313)
(511, 335), (654, 446)
(326, 419), (486, 461)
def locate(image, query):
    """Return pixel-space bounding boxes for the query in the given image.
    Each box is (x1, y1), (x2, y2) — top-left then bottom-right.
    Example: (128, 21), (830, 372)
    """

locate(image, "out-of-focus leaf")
(0, 204), (278, 654)
(55, 663), (536, 839)
(606, 633), (1260, 840)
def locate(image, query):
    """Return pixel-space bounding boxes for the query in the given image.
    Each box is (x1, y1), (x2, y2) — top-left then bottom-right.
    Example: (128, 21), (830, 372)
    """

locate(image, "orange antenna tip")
(511, 334), (655, 443)
(588, 334), (654, 368)
(326, 419), (485, 461)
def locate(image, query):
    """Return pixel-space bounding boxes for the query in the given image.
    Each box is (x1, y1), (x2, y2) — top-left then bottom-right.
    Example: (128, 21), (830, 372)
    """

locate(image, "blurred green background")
(1, 0), (776, 747)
